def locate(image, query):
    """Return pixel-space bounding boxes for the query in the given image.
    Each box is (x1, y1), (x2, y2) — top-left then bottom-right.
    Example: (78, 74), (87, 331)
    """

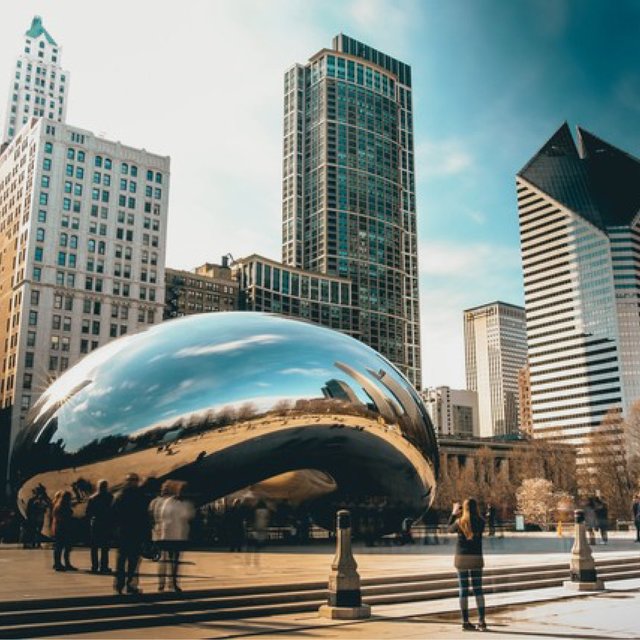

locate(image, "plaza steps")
(0, 556), (639, 638)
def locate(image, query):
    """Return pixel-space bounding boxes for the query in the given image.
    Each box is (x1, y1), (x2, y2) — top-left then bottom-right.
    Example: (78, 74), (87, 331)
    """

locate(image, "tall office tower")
(0, 118), (169, 483)
(464, 302), (527, 438)
(283, 34), (421, 387)
(2, 16), (69, 145)
(421, 386), (478, 437)
(517, 123), (640, 462)
(518, 364), (533, 437)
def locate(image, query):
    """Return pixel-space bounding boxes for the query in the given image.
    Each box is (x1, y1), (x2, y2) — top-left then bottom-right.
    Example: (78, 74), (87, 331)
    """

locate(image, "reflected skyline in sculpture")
(11, 313), (438, 532)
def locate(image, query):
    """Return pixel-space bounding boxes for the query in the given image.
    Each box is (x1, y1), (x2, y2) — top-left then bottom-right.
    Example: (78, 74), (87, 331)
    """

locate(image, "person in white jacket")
(149, 480), (195, 592)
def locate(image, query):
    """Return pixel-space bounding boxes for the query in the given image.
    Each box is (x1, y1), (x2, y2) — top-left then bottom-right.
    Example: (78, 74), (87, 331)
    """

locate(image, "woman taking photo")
(448, 498), (487, 632)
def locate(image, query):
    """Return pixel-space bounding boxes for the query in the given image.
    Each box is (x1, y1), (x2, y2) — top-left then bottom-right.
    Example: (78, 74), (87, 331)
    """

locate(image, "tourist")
(24, 485), (49, 549)
(52, 491), (77, 572)
(149, 480), (194, 592)
(112, 473), (149, 594)
(485, 503), (497, 537)
(594, 497), (608, 544)
(86, 479), (114, 573)
(632, 495), (640, 543)
(584, 498), (597, 545)
(226, 499), (246, 552)
(448, 498), (487, 632)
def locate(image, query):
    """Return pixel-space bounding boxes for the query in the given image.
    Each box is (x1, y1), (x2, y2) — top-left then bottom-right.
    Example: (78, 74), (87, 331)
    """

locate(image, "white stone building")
(0, 118), (169, 473)
(2, 16), (69, 145)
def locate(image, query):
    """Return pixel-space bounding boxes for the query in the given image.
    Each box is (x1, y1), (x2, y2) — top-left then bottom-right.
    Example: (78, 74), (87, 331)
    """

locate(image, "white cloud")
(280, 367), (332, 377)
(417, 139), (474, 178)
(419, 241), (524, 389)
(175, 334), (284, 358)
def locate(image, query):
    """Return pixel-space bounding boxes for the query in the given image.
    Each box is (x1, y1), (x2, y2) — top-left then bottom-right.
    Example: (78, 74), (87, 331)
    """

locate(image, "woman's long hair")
(458, 498), (482, 541)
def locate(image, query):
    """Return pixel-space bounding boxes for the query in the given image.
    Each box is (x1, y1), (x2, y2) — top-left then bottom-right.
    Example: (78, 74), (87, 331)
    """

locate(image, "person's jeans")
(53, 539), (71, 568)
(115, 543), (141, 591)
(457, 569), (485, 623)
(91, 544), (110, 571)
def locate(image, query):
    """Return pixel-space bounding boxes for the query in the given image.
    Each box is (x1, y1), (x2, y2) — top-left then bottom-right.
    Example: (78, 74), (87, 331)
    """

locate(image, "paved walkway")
(1, 532), (638, 602)
(1, 533), (639, 638)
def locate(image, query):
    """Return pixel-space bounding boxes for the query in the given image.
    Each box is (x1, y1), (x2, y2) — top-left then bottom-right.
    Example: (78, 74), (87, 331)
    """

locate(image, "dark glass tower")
(283, 35), (421, 387)
(517, 123), (640, 463)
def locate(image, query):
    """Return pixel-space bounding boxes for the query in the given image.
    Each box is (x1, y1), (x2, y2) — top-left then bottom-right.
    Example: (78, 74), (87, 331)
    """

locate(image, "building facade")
(164, 261), (238, 319)
(517, 123), (640, 463)
(464, 302), (527, 438)
(283, 34), (421, 387)
(421, 386), (478, 437)
(232, 254), (359, 338)
(2, 16), (69, 145)
(518, 364), (533, 436)
(0, 118), (169, 479)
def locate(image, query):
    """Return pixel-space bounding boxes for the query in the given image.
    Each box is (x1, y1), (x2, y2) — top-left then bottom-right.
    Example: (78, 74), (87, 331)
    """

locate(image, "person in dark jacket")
(52, 491), (77, 571)
(594, 497), (608, 544)
(112, 473), (149, 594)
(86, 479), (114, 573)
(633, 495), (640, 543)
(448, 498), (487, 632)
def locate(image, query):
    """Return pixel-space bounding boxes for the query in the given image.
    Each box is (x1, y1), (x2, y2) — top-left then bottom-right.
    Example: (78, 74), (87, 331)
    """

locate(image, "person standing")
(226, 499), (246, 552)
(594, 497), (609, 544)
(149, 480), (194, 592)
(52, 491), (77, 572)
(112, 473), (149, 594)
(485, 503), (496, 537)
(86, 479), (114, 573)
(448, 498), (487, 632)
(632, 495), (640, 543)
(584, 498), (597, 545)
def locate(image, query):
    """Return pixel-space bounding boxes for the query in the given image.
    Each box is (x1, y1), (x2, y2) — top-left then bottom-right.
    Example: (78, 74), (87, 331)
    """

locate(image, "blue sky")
(2, 0), (639, 388)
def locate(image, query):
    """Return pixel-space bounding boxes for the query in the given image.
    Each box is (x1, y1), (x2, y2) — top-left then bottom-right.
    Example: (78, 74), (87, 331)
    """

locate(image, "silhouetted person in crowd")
(112, 473), (149, 594)
(226, 499), (245, 552)
(594, 497), (608, 544)
(449, 498), (487, 632)
(584, 497), (597, 545)
(633, 495), (640, 543)
(485, 503), (496, 537)
(149, 480), (195, 592)
(52, 491), (76, 571)
(24, 485), (49, 549)
(86, 479), (114, 573)
(253, 501), (270, 550)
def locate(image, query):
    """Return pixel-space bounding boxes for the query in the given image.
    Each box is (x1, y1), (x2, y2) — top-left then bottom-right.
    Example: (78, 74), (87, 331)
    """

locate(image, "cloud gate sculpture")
(11, 313), (438, 532)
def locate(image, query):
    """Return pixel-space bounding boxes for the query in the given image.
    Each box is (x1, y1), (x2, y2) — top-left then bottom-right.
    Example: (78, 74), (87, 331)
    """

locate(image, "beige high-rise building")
(0, 118), (169, 482)
(464, 301), (527, 438)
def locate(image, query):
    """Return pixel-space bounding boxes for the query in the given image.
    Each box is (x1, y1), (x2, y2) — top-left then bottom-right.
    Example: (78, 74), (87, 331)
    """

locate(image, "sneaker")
(53, 565), (66, 572)
(477, 622), (488, 632)
(64, 565), (78, 571)
(462, 622), (475, 631)
(126, 586), (142, 595)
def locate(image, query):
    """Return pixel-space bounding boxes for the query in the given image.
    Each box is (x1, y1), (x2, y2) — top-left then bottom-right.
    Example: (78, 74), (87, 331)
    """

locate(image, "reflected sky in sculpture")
(12, 313), (438, 531)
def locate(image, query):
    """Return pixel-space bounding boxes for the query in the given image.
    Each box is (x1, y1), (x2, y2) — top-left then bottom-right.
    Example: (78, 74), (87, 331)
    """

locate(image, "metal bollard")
(564, 509), (604, 591)
(318, 509), (371, 619)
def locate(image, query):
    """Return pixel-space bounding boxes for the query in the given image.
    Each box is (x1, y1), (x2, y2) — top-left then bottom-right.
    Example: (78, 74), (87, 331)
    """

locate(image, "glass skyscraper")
(517, 123), (640, 465)
(283, 35), (421, 388)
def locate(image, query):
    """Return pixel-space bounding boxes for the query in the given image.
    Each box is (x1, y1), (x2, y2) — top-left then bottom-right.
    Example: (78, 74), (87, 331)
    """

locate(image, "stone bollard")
(319, 509), (371, 619)
(563, 509), (604, 591)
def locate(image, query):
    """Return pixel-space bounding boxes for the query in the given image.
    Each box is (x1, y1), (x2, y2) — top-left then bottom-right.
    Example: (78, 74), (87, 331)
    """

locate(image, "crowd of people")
(43, 473), (196, 594)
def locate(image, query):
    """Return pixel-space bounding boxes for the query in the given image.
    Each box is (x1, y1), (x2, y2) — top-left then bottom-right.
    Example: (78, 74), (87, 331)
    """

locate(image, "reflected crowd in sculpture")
(11, 313), (438, 533)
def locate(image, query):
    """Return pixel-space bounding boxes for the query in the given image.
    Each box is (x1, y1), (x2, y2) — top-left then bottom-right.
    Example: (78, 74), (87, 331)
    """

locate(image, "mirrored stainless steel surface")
(11, 313), (438, 531)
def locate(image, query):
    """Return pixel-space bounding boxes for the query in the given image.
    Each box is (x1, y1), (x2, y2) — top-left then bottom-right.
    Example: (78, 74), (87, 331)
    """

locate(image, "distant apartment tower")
(232, 254), (359, 337)
(421, 386), (478, 437)
(3, 16), (69, 145)
(283, 34), (421, 387)
(517, 123), (640, 461)
(164, 260), (238, 319)
(464, 302), (527, 437)
(0, 118), (169, 480)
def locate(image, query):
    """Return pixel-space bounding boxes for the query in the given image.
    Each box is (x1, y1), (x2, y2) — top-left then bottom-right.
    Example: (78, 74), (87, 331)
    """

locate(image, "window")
(32, 267), (41, 282)
(77, 151), (85, 162)
(121, 162), (128, 175)
(23, 374), (33, 390)
(39, 193), (48, 205)
(49, 356), (58, 371)
(80, 339), (89, 354)
(92, 320), (100, 335)
(50, 335), (60, 350)
(95, 156), (102, 168)
(25, 352), (34, 368)
(67, 148), (75, 160)
(60, 233), (68, 246)
(57, 251), (66, 266)
(34, 247), (43, 262)
(44, 142), (53, 154)
(147, 169), (153, 181)
(70, 235), (78, 249)
(63, 317), (71, 332)
(131, 165), (138, 177)
(155, 172), (162, 184)
(28, 310), (38, 326)
(105, 158), (112, 170)
(37, 210), (46, 222)
(66, 164), (74, 177)
(27, 331), (36, 347)
(36, 228), (45, 241)
(41, 175), (50, 188)
(82, 319), (90, 334)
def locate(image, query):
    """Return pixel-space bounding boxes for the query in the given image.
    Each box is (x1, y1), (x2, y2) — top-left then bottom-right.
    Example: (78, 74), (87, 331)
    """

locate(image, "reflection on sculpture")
(11, 313), (438, 532)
